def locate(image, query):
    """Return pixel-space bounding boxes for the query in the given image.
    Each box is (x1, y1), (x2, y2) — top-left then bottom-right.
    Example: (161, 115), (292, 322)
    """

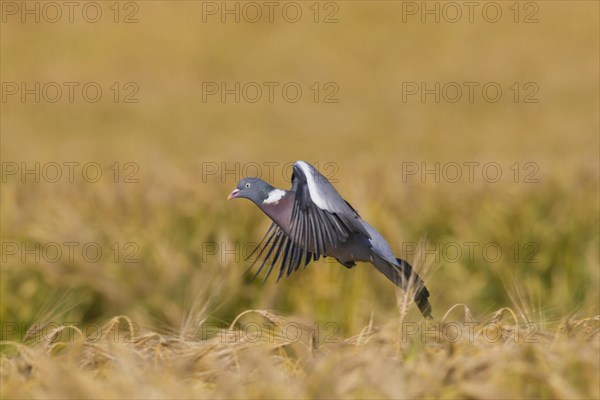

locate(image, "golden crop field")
(1, 1), (598, 398)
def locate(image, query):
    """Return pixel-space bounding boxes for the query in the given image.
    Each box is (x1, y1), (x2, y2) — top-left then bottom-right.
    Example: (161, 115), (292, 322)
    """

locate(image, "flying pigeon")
(227, 160), (432, 319)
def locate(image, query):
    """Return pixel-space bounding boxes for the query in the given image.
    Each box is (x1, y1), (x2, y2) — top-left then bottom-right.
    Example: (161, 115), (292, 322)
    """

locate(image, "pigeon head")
(227, 177), (277, 204)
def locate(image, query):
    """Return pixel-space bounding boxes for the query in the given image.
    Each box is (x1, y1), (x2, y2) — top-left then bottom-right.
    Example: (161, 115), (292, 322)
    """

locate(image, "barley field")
(1, 1), (599, 399)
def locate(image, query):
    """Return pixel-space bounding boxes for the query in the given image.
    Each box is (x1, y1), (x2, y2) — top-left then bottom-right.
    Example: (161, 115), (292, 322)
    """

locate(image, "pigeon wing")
(289, 161), (370, 258)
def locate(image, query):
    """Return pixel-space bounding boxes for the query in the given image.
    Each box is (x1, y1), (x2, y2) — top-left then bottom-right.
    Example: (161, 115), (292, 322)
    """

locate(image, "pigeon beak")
(227, 188), (240, 200)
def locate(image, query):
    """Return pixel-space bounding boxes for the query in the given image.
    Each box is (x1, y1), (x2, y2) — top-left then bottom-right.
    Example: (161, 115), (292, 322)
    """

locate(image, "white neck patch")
(263, 189), (286, 204)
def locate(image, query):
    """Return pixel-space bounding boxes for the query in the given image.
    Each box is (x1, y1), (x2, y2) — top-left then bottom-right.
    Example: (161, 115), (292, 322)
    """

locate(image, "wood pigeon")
(228, 160), (432, 319)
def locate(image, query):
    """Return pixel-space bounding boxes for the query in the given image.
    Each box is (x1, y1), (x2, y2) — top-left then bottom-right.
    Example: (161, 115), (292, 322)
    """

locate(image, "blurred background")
(1, 1), (598, 338)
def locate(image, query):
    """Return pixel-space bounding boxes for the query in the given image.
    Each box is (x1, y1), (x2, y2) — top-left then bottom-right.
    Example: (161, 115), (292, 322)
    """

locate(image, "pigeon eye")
(245, 183), (251, 188)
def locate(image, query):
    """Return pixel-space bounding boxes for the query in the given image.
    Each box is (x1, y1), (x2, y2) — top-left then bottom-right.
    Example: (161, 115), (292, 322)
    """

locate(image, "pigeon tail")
(395, 258), (433, 319)
(371, 253), (433, 319)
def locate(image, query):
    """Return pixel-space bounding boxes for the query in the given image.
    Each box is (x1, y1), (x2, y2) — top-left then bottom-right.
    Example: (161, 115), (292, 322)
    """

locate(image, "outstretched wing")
(289, 161), (370, 257)
(247, 161), (370, 283)
(246, 221), (314, 283)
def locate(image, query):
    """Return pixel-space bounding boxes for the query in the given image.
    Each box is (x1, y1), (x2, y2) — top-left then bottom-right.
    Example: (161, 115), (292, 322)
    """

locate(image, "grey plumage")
(228, 161), (432, 319)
